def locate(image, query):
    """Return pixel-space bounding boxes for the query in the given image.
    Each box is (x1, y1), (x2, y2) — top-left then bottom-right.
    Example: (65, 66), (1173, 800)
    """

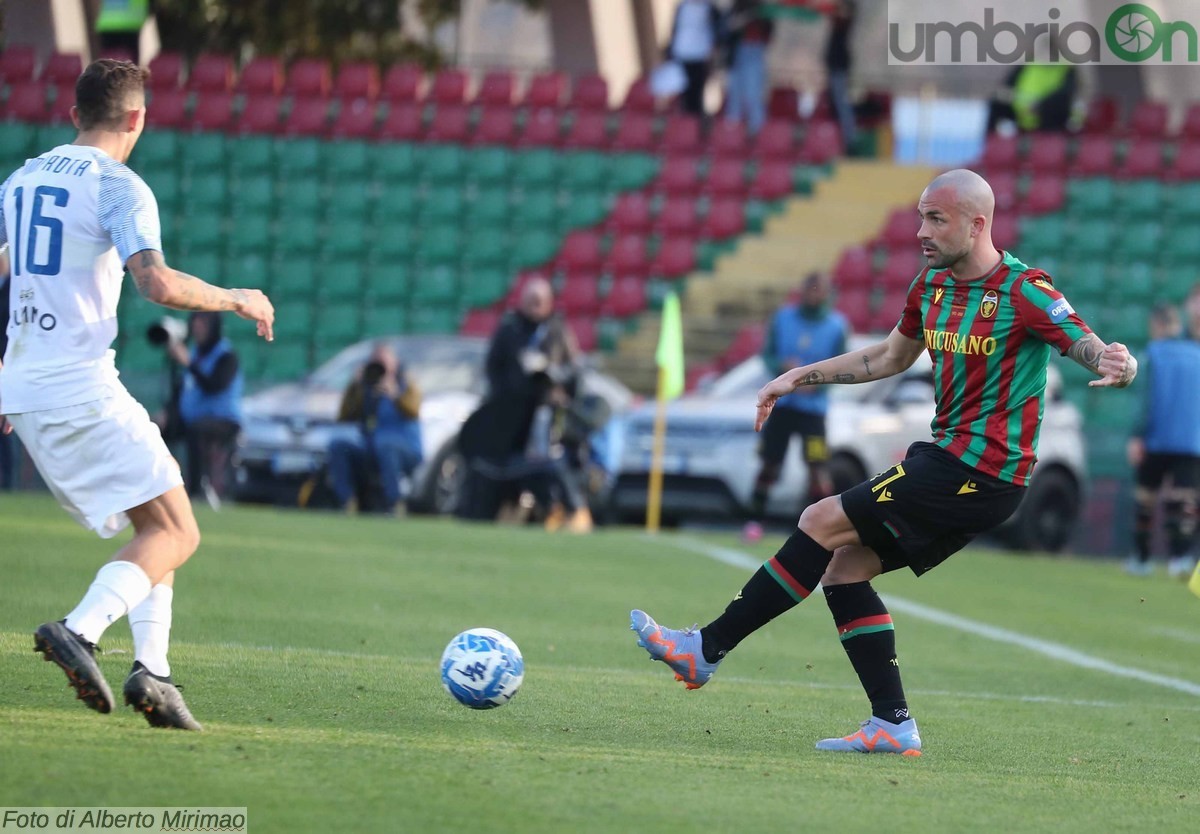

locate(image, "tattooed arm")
(1068, 333), (1137, 388)
(126, 249), (275, 341)
(754, 327), (925, 431)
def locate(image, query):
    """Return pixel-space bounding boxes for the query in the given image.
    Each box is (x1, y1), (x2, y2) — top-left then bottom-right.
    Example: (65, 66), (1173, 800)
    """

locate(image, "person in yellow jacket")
(988, 64), (1077, 134)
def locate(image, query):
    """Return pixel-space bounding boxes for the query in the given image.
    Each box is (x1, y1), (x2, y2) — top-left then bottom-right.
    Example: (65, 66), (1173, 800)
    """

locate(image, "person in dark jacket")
(168, 311), (243, 504)
(824, 0), (857, 150)
(668, 0), (723, 118)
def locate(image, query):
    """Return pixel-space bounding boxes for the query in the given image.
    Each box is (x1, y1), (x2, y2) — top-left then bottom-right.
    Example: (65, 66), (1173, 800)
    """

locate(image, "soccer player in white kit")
(0, 60), (275, 729)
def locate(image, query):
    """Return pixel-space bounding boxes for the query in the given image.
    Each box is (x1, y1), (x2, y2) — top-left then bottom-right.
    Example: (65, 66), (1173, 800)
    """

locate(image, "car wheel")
(418, 444), (466, 516)
(1012, 467), (1080, 553)
(827, 453), (867, 495)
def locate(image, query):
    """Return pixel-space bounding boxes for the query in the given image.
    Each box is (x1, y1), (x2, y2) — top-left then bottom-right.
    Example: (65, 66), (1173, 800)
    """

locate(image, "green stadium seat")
(228, 135), (275, 179)
(366, 227), (413, 265)
(177, 251), (224, 285)
(465, 147), (513, 188)
(140, 168), (180, 214)
(405, 303), (459, 334)
(1115, 180), (1164, 216)
(34, 124), (78, 151)
(1065, 178), (1115, 219)
(229, 174), (275, 216)
(374, 182), (419, 224)
(326, 180), (372, 222)
(460, 229), (510, 270)
(608, 153), (659, 192)
(361, 301), (407, 336)
(320, 219), (370, 261)
(1017, 214), (1066, 256)
(510, 149), (559, 191)
(413, 227), (462, 267)
(182, 174), (228, 213)
(744, 199), (771, 234)
(1065, 218), (1114, 254)
(226, 214), (273, 258)
(226, 253), (270, 291)
(318, 261), (367, 303)
(364, 263), (412, 303)
(559, 151), (609, 193)
(271, 299), (315, 342)
(1056, 258), (1108, 301)
(1156, 267), (1197, 302)
(421, 145), (466, 186)
(178, 132), (228, 177)
(273, 215), (322, 257)
(261, 334), (315, 381)
(371, 143), (418, 185)
(1110, 221), (1160, 262)
(409, 263), (460, 305)
(461, 267), (511, 307)
(1165, 182), (1200, 220)
(510, 189), (558, 230)
(313, 302), (361, 350)
(274, 137), (324, 179)
(510, 229), (560, 269)
(175, 213), (225, 256)
(276, 179), (322, 219)
(557, 189), (607, 231)
(465, 189), (511, 229)
(1105, 261), (1155, 305)
(270, 256), (319, 298)
(419, 189), (466, 228)
(325, 140), (371, 183)
(1157, 230), (1200, 268)
(130, 130), (178, 172)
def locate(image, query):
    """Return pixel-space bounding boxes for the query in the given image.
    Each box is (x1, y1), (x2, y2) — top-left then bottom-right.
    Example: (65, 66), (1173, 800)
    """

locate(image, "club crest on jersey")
(980, 290), (999, 319)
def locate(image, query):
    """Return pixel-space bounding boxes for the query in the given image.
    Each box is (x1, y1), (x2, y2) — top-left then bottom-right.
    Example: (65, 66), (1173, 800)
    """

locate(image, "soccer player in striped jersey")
(0, 60), (274, 729)
(631, 168), (1137, 755)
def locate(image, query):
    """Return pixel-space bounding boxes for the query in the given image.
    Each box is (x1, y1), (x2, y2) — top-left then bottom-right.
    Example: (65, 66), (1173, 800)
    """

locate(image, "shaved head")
(520, 277), (554, 322)
(924, 169), (995, 221)
(917, 169), (1001, 276)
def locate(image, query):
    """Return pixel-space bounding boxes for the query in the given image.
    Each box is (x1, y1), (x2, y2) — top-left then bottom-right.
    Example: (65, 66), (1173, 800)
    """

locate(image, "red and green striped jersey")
(896, 252), (1091, 486)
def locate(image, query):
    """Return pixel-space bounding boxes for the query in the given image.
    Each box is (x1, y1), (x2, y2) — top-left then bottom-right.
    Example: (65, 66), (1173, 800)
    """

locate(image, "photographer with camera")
(164, 311), (243, 506)
(328, 341), (423, 515)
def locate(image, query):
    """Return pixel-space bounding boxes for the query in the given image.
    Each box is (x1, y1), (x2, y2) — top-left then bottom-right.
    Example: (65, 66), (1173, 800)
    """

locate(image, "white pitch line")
(664, 534), (1200, 699)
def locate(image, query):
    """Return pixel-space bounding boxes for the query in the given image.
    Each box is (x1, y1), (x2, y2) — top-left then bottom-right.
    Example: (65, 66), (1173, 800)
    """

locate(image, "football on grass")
(440, 628), (524, 709)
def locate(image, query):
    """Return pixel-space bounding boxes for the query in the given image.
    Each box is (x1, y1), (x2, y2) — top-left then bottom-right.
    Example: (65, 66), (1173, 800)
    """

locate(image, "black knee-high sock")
(1134, 497), (1154, 562)
(701, 529), (833, 662)
(824, 581), (909, 723)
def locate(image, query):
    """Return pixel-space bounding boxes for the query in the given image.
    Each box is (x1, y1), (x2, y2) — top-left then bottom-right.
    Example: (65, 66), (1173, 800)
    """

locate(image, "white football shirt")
(0, 144), (162, 413)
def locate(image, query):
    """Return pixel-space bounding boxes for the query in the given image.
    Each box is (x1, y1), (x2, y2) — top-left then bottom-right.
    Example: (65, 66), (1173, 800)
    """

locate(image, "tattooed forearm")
(128, 249), (245, 312)
(832, 373), (856, 383)
(1067, 333), (1105, 373)
(863, 354), (872, 377)
(798, 370), (825, 386)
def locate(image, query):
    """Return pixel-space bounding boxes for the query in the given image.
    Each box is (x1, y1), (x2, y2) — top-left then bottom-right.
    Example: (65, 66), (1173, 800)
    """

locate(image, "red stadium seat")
(41, 52), (82, 86)
(605, 235), (650, 279)
(1167, 142), (1200, 180)
(648, 237), (697, 278)
(145, 87), (188, 129)
(567, 74), (608, 111)
(686, 361), (721, 392)
(473, 107), (517, 146)
(475, 70), (515, 107)
(1181, 104), (1200, 140)
(517, 109), (563, 147)
(0, 45), (37, 84)
(1024, 175), (1066, 215)
(1, 81), (50, 123)
(1116, 138), (1165, 178)
(704, 158), (748, 198)
(989, 171), (1019, 212)
(710, 120), (748, 159)
(767, 86), (799, 122)
(654, 196), (701, 238)
(832, 245), (873, 290)
(877, 207), (917, 251)
(188, 54), (234, 92)
(557, 231), (603, 273)
(238, 94), (285, 134)
(46, 82), (76, 123)
(146, 51), (184, 91)
(879, 250), (922, 290)
(426, 104), (471, 143)
(611, 112), (656, 152)
(558, 275), (602, 316)
(188, 91), (235, 131)
(723, 324), (764, 367)
(799, 120), (842, 164)
(1128, 100), (1168, 138)
(661, 114), (702, 155)
(334, 61), (378, 102)
(607, 192), (654, 236)
(1023, 133), (1068, 174)
(285, 57), (330, 97)
(378, 102), (424, 142)
(429, 69), (467, 104)
(837, 287), (872, 332)
(1081, 96), (1119, 134)
(700, 199), (746, 240)
(747, 160), (793, 201)
(523, 72), (566, 110)
(752, 120), (797, 161)
(461, 308), (502, 337)
(1069, 135), (1116, 176)
(991, 214), (1018, 250)
(284, 96), (333, 137)
(980, 134), (1020, 171)
(330, 100), (379, 139)
(621, 77), (656, 113)
(381, 64), (423, 102)
(653, 156), (702, 198)
(237, 56), (282, 95)
(566, 317), (598, 352)
(600, 278), (647, 318)
(561, 110), (609, 149)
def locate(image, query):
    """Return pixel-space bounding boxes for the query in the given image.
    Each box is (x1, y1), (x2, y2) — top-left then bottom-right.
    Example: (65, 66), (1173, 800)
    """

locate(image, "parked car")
(233, 334), (633, 514)
(610, 346), (1086, 552)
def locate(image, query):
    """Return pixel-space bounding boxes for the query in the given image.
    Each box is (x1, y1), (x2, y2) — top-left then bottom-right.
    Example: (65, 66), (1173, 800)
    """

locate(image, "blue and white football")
(439, 628), (524, 709)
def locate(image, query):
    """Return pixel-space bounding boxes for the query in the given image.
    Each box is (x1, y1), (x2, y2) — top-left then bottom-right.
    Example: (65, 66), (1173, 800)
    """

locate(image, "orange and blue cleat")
(815, 716), (923, 756)
(629, 609), (721, 690)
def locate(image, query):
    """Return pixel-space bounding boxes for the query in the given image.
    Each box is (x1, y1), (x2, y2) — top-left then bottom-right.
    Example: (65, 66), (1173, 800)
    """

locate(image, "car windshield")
(307, 337), (487, 395)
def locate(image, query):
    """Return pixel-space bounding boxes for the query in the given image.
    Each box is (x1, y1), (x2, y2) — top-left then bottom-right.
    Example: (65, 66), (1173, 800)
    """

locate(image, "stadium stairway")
(605, 160), (937, 394)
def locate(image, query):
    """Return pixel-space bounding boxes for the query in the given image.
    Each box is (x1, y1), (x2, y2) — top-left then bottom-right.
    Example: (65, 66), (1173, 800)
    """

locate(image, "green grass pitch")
(1, 492), (1198, 833)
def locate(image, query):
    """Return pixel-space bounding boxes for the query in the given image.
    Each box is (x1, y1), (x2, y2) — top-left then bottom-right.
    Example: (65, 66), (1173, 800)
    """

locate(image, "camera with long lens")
(146, 316), (187, 347)
(362, 360), (387, 387)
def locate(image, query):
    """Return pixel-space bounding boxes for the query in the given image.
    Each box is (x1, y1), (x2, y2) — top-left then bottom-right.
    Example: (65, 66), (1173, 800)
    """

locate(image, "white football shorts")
(8, 386), (184, 538)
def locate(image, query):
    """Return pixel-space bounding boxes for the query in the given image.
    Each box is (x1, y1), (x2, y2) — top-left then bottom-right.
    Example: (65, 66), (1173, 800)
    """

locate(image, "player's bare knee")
(798, 496), (841, 538)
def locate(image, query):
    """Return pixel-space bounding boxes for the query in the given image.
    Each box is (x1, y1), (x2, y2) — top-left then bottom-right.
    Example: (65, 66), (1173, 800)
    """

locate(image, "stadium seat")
(1065, 177), (1115, 218)
(1181, 104), (1200, 141)
(41, 52), (82, 86)
(46, 82), (77, 124)
(1067, 219), (1115, 255)
(1017, 214), (1067, 254)
(0, 121), (37, 163)
(146, 51), (184, 91)
(419, 188), (466, 228)
(704, 158), (748, 198)
(654, 196), (701, 238)
(752, 120), (797, 161)
(425, 103), (471, 144)
(284, 96), (333, 136)
(558, 150), (609, 192)
(430, 69), (468, 105)
(334, 61), (378, 102)
(653, 155), (702, 198)
(1023, 133), (1069, 174)
(723, 324), (765, 366)
(237, 56), (283, 95)
(605, 235), (649, 279)
(175, 212), (224, 256)
(461, 308), (502, 337)
(609, 153), (660, 192)
(1167, 141), (1200, 180)
(463, 146), (512, 187)
(832, 245), (873, 290)
(366, 220), (414, 261)
(317, 258), (367, 302)
(380, 64), (423, 103)
(1069, 136), (1116, 176)
(510, 148), (559, 190)
(459, 228), (509, 270)
(410, 263), (461, 305)
(661, 114), (702, 156)
(461, 268), (511, 310)
(1116, 138), (1165, 178)
(0, 45), (37, 84)
(558, 190), (608, 231)
(177, 132), (228, 176)
(371, 143), (418, 185)
(557, 230), (603, 274)
(238, 94), (285, 134)
(465, 189), (511, 229)
(567, 74), (608, 111)
(362, 301), (408, 336)
(566, 317), (598, 352)
(2, 81), (52, 123)
(313, 301), (362, 347)
(475, 70), (515, 107)
(557, 275), (602, 316)
(611, 112), (656, 152)
(767, 86), (800, 122)
(188, 54), (235, 92)
(228, 135), (275, 178)
(799, 120), (842, 164)
(378, 102), (424, 142)
(710, 120), (748, 160)
(511, 189), (558, 230)
(275, 136), (324, 179)
(413, 227), (463, 266)
(183, 173), (228, 213)
(991, 214), (1018, 250)
(647, 236), (696, 279)
(189, 91), (235, 131)
(226, 214), (272, 258)
(142, 88), (188, 129)
(1128, 101), (1168, 138)
(473, 107), (518, 146)
(989, 171), (1019, 212)
(979, 134), (1020, 171)
(518, 109), (563, 147)
(879, 250), (922, 289)
(607, 192), (654, 236)
(522, 72), (566, 111)
(326, 179), (372, 222)
(228, 172), (274, 215)
(561, 110), (610, 150)
(510, 231), (559, 269)
(420, 144), (466, 186)
(621, 77), (656, 114)
(747, 161), (794, 201)
(699, 199), (746, 241)
(285, 58), (330, 97)
(1081, 96), (1119, 134)
(837, 288), (872, 332)
(877, 207), (917, 251)
(330, 99), (379, 139)
(1116, 179), (1164, 216)
(1024, 175), (1066, 215)
(600, 277), (646, 318)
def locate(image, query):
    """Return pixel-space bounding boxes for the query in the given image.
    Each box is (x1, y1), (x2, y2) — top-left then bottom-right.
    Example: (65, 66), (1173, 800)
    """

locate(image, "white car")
(610, 346), (1087, 552)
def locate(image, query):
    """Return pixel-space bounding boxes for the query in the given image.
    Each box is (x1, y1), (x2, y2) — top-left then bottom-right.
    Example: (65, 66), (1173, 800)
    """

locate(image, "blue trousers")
(328, 432), (422, 508)
(725, 42), (767, 136)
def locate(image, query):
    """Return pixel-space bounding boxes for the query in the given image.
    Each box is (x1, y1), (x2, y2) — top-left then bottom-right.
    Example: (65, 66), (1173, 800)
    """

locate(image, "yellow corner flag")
(1189, 561), (1200, 599)
(647, 292), (685, 533)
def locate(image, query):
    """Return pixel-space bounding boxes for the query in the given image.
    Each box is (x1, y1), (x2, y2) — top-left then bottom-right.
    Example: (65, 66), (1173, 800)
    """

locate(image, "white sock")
(130, 584), (173, 678)
(64, 561), (153, 645)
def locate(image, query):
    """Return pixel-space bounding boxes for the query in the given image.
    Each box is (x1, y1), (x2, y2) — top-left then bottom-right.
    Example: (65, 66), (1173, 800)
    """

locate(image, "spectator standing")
(668, 0), (722, 119)
(824, 0), (857, 151)
(724, 0), (774, 136)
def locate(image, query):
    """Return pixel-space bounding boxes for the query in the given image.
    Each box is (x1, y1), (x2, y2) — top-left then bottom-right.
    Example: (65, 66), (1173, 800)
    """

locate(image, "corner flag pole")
(646, 293), (684, 533)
